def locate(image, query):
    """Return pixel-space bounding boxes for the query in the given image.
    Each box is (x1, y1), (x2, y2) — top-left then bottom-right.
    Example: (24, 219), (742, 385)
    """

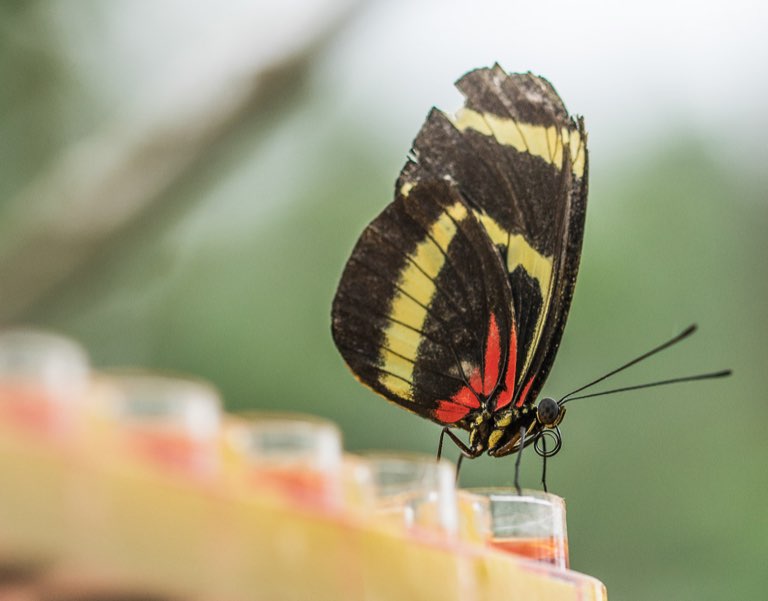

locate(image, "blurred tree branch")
(0, 1), (359, 325)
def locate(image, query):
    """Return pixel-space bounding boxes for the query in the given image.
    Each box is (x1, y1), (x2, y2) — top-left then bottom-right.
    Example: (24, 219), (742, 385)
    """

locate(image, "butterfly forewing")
(331, 180), (514, 426)
(396, 65), (588, 408)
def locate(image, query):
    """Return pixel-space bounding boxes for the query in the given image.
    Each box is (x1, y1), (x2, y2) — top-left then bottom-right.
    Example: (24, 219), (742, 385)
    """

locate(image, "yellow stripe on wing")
(378, 201), (468, 400)
(450, 108), (586, 178)
(474, 212), (553, 293)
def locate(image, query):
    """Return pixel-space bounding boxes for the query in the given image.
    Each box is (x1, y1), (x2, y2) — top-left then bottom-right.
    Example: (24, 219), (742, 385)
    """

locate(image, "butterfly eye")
(536, 397), (561, 426)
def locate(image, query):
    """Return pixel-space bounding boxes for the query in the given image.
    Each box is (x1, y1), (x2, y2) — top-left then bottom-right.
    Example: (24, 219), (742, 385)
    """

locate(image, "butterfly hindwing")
(397, 65), (588, 408)
(331, 179), (515, 426)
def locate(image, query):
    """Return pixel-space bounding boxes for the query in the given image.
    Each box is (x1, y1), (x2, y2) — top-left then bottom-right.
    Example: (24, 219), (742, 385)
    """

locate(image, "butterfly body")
(332, 65), (586, 461)
(467, 404), (535, 457)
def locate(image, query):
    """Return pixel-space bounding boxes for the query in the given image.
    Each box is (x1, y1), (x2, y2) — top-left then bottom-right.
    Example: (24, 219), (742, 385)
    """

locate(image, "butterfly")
(332, 64), (584, 465)
(331, 64), (728, 483)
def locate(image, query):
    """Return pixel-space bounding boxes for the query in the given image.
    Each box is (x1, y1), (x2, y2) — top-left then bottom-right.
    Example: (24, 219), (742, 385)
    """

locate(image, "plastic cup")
(466, 488), (569, 568)
(350, 452), (458, 539)
(456, 490), (492, 544)
(0, 329), (89, 437)
(92, 372), (222, 478)
(224, 413), (343, 509)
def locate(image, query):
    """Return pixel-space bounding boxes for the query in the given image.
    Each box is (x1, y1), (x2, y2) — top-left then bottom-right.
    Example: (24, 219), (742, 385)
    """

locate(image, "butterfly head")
(536, 397), (565, 428)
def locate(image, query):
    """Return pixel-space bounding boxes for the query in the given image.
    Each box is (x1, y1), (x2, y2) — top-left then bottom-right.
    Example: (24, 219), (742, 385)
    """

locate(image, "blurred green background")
(1, 1), (766, 599)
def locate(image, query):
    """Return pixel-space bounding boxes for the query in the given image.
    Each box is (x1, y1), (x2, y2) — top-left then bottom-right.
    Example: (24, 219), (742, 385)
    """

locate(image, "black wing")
(397, 64), (588, 408)
(331, 179), (516, 427)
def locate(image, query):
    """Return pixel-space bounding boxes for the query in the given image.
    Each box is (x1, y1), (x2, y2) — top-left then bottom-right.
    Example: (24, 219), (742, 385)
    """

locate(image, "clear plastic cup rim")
(225, 411), (342, 469)
(0, 328), (90, 397)
(92, 370), (222, 438)
(464, 487), (565, 506)
(354, 450), (455, 469)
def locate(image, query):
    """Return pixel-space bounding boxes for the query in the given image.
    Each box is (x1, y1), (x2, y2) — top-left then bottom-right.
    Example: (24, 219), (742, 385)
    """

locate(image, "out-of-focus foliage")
(1, 2), (766, 600)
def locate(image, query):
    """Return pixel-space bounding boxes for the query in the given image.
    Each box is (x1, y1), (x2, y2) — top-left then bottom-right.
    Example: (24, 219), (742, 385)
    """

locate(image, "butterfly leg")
(437, 426), (478, 481)
(437, 426), (475, 459)
(436, 426), (449, 461)
(513, 426), (527, 496)
(454, 454), (465, 482)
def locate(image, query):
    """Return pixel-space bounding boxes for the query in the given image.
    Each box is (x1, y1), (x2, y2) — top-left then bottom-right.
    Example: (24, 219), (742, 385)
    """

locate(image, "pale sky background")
(22, 0), (764, 255)
(49, 0), (768, 166)
(320, 0), (768, 173)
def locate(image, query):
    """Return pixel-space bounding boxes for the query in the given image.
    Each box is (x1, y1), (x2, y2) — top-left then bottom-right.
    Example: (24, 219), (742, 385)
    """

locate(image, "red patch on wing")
(452, 385), (480, 409)
(515, 376), (535, 408)
(468, 370), (483, 395)
(435, 401), (471, 423)
(434, 313), (506, 424)
(435, 374), (484, 423)
(494, 323), (518, 411)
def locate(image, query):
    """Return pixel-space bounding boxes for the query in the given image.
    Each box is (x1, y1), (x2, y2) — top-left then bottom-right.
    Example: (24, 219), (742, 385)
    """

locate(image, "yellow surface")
(0, 410), (607, 601)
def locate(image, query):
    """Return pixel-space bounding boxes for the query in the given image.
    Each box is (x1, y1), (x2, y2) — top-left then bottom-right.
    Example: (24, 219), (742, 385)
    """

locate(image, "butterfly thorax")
(467, 403), (540, 457)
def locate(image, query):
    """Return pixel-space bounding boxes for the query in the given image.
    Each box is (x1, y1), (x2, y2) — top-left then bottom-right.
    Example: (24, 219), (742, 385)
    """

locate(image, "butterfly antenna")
(558, 324), (702, 405)
(559, 369), (732, 404)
